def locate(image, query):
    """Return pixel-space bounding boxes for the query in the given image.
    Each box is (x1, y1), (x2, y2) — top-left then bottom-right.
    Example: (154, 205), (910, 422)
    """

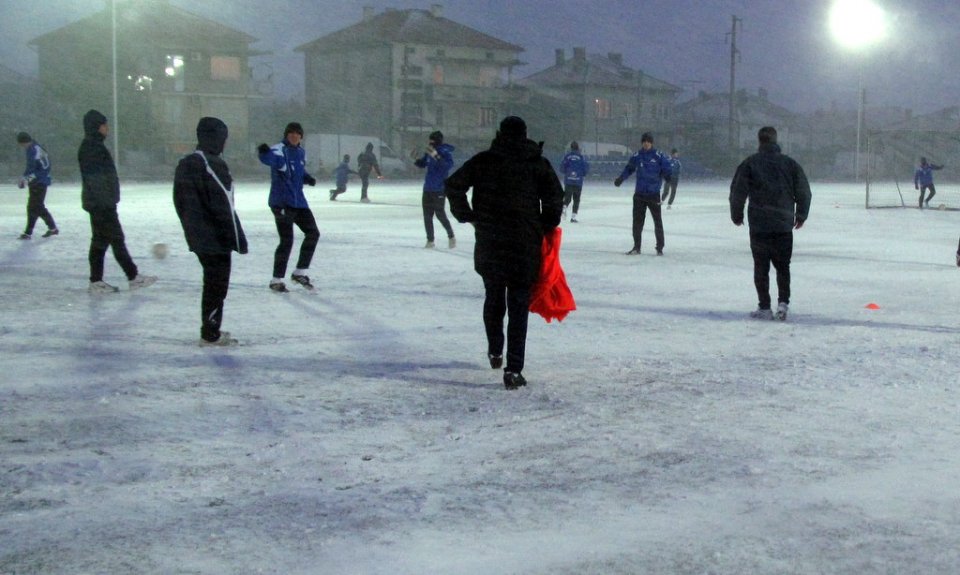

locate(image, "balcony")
(425, 84), (526, 105)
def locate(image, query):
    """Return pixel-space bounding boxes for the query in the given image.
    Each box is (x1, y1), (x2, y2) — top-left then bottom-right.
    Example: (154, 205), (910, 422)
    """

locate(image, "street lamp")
(829, 0), (888, 182)
(594, 98), (600, 156)
(111, 0), (119, 165)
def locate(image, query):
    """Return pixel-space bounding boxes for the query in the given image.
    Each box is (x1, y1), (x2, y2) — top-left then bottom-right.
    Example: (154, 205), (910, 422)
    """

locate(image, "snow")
(3, 177), (960, 574)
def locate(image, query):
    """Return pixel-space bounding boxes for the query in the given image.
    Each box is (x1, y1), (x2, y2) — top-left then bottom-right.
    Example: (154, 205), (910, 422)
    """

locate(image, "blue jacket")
(259, 138), (313, 209)
(666, 157), (682, 182)
(414, 143), (455, 193)
(914, 163), (942, 187)
(561, 151), (590, 187)
(334, 161), (356, 188)
(618, 147), (672, 196)
(22, 141), (52, 186)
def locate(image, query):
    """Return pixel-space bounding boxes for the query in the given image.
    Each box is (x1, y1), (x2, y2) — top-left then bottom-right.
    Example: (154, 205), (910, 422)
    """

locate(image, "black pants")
(661, 179), (679, 205)
(563, 184), (583, 214)
(272, 207), (319, 279)
(88, 208), (137, 283)
(422, 192), (454, 242)
(750, 232), (793, 309)
(919, 184), (936, 206)
(196, 252), (232, 342)
(482, 277), (531, 374)
(359, 170), (371, 200)
(25, 183), (56, 235)
(632, 195), (664, 251)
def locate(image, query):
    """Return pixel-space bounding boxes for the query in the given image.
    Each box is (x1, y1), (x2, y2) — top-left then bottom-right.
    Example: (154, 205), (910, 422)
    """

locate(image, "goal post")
(865, 130), (958, 210)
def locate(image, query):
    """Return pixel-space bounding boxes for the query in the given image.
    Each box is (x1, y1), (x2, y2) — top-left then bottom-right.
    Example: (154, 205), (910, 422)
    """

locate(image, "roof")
(675, 91), (796, 124)
(521, 52), (681, 93)
(29, 1), (257, 49)
(296, 9), (523, 54)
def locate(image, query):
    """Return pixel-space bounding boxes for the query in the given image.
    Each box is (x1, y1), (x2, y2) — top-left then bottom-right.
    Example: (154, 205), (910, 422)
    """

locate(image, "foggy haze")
(1, 0), (958, 115)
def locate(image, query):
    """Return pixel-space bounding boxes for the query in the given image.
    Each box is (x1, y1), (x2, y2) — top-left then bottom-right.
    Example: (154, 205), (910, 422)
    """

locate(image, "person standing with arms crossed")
(356, 142), (382, 203)
(730, 126), (811, 321)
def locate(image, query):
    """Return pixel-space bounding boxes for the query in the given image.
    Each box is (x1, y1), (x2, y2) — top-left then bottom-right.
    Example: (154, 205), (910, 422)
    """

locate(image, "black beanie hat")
(429, 130), (444, 144)
(284, 122), (304, 137)
(570, 141), (579, 150)
(641, 132), (654, 144)
(196, 117), (229, 155)
(499, 116), (527, 140)
(16, 132), (31, 144)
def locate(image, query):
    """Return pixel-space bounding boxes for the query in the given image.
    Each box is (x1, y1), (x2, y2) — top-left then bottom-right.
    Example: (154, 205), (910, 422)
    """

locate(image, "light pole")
(111, 0), (119, 163)
(828, 0), (887, 182)
(594, 98), (599, 156)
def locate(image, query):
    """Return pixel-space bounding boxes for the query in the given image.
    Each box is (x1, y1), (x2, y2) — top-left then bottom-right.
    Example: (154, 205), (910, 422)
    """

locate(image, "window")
(594, 98), (611, 119)
(211, 56), (241, 81)
(479, 107), (496, 127)
(165, 54), (185, 92)
(432, 64), (444, 85)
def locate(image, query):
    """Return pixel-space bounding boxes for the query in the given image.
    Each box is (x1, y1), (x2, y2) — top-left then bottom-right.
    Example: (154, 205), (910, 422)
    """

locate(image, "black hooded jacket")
(173, 117), (248, 255)
(445, 135), (564, 286)
(78, 109), (121, 212)
(729, 142), (812, 234)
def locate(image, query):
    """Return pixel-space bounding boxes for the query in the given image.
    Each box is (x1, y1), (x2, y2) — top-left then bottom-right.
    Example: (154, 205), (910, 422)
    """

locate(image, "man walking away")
(78, 109), (156, 293)
(16, 131), (57, 240)
(446, 116), (564, 390)
(357, 142), (382, 203)
(560, 141), (589, 222)
(730, 126), (812, 321)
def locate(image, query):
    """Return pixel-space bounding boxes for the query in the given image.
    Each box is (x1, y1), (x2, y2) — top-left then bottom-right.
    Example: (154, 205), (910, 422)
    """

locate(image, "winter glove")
(304, 175), (316, 187)
(614, 177), (623, 187)
(257, 143), (270, 155)
(915, 184), (919, 190)
(732, 215), (743, 226)
(17, 178), (26, 189)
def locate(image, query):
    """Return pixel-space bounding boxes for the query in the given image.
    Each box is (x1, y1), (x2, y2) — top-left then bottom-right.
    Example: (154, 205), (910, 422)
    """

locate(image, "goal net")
(865, 130), (958, 210)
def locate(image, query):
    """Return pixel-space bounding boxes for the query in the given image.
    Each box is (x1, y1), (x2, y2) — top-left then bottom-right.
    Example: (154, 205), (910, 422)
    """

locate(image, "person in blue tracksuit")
(560, 141), (589, 222)
(660, 148), (682, 208)
(615, 132), (672, 255)
(16, 131), (57, 239)
(414, 130), (456, 248)
(329, 155), (358, 201)
(257, 122), (319, 292)
(914, 156), (944, 209)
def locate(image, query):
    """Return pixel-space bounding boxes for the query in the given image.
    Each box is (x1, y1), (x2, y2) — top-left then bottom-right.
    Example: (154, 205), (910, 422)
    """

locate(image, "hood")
(437, 142), (455, 154)
(489, 135), (542, 161)
(196, 117), (228, 155)
(758, 142), (781, 154)
(83, 109), (107, 138)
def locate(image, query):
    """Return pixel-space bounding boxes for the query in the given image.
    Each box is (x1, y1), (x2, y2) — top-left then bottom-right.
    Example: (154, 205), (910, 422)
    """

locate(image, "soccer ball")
(151, 242), (170, 259)
(938, 204), (947, 211)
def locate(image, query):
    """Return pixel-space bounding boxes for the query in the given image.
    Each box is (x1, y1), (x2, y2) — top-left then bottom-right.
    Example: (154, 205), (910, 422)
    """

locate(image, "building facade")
(296, 5), (525, 158)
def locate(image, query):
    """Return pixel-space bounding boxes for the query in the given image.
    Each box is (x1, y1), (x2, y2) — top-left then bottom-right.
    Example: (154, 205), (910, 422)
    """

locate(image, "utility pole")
(727, 15), (742, 156)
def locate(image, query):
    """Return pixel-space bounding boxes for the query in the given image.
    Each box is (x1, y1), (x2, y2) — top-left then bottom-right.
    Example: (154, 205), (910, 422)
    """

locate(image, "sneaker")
(775, 302), (789, 321)
(42, 228), (59, 238)
(89, 280), (119, 294)
(656, 248), (663, 256)
(667, 204), (672, 210)
(269, 282), (289, 293)
(562, 208), (567, 221)
(956, 252), (960, 267)
(18, 233), (31, 240)
(750, 308), (774, 320)
(128, 275), (157, 290)
(448, 237), (456, 249)
(424, 240), (435, 249)
(570, 213), (578, 223)
(488, 354), (503, 369)
(290, 274), (315, 290)
(329, 190), (337, 201)
(503, 371), (527, 390)
(625, 247), (641, 255)
(360, 197), (371, 203)
(199, 331), (238, 347)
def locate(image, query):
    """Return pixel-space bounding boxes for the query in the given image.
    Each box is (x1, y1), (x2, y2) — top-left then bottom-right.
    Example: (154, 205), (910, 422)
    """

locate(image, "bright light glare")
(829, 0), (888, 50)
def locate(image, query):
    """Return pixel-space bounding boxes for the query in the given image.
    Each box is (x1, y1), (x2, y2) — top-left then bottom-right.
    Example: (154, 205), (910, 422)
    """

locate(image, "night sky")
(2, 0), (958, 115)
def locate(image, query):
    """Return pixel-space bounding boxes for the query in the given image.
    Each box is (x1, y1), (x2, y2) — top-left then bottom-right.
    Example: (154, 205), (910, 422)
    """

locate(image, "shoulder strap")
(193, 150), (241, 251)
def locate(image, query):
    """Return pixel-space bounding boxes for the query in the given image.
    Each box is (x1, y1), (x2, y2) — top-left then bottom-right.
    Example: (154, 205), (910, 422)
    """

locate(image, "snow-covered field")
(3, 177), (960, 574)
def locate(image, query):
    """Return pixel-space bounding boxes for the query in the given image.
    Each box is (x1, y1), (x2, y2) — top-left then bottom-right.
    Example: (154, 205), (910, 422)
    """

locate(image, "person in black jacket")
(356, 142), (382, 203)
(174, 117), (248, 346)
(730, 126), (812, 321)
(78, 109), (156, 293)
(446, 116), (564, 389)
